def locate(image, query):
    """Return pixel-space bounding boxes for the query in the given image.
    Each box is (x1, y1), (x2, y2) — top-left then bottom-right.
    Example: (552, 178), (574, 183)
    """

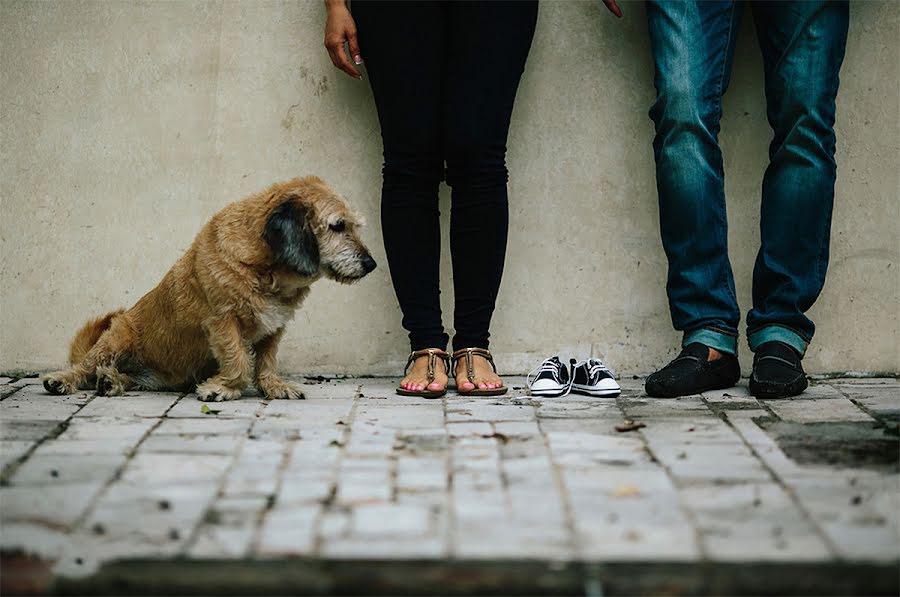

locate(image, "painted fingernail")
(353, 55), (363, 65)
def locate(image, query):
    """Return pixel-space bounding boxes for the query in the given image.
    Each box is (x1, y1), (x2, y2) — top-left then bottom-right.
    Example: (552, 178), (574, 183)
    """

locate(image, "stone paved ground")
(1, 375), (898, 594)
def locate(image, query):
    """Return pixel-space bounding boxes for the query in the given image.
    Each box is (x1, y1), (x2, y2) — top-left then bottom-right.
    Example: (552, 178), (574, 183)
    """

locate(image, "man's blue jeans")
(647, 0), (849, 357)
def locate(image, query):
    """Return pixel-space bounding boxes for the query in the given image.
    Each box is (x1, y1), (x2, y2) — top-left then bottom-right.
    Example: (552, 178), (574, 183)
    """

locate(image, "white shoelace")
(527, 358), (574, 396)
(576, 358), (615, 383)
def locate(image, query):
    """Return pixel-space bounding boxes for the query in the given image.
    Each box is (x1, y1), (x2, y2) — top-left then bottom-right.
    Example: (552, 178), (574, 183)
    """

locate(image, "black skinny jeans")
(353, 0), (538, 352)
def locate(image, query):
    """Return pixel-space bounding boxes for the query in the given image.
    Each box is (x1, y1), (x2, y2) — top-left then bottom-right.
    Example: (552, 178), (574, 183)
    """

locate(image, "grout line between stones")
(616, 393), (709, 561)
(535, 404), (580, 560)
(63, 391), (189, 539)
(1, 386), (100, 483)
(706, 392), (842, 559)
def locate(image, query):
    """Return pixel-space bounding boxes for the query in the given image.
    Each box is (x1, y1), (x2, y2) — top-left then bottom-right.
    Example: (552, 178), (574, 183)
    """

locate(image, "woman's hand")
(324, 0), (363, 79)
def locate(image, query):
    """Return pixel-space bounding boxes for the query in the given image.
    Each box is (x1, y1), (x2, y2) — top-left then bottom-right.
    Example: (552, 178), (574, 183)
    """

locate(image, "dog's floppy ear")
(264, 199), (320, 276)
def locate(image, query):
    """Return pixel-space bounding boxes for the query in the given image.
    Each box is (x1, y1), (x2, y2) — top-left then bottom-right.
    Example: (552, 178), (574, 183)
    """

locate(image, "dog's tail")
(68, 309), (125, 365)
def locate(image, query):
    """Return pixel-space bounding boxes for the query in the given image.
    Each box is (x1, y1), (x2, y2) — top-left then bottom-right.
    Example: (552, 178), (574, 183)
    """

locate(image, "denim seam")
(698, 325), (738, 338)
(747, 323), (812, 344)
(716, 0), (740, 312)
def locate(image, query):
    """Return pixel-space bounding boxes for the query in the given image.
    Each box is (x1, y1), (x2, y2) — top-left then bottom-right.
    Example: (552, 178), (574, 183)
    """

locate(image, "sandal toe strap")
(451, 348), (497, 383)
(405, 349), (450, 382)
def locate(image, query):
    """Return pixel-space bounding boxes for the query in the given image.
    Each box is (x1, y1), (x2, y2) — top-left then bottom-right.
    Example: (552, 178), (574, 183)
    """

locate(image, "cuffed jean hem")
(683, 328), (738, 356)
(747, 325), (809, 357)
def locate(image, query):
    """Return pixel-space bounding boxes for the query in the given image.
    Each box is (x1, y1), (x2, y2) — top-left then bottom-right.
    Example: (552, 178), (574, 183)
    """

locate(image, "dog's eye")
(329, 221), (346, 233)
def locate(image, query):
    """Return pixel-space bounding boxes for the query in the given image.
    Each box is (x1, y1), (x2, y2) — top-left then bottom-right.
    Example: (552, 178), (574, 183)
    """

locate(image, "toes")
(427, 381), (443, 390)
(43, 378), (64, 395)
(265, 383), (305, 400)
(459, 380), (475, 392)
(95, 376), (112, 397)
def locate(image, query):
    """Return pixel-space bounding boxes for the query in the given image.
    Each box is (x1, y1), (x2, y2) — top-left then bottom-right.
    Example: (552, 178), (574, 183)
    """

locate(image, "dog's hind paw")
(196, 382), (243, 402)
(42, 373), (76, 395)
(261, 380), (306, 400)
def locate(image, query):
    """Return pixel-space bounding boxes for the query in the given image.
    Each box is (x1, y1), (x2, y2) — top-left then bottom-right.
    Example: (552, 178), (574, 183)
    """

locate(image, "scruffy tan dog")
(42, 176), (376, 401)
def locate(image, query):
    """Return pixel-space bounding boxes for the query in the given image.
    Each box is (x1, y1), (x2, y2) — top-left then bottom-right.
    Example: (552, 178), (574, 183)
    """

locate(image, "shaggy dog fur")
(42, 176), (375, 401)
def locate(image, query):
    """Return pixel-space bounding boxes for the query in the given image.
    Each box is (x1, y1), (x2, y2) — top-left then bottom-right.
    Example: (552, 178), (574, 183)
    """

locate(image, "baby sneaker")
(570, 357), (620, 397)
(527, 356), (571, 397)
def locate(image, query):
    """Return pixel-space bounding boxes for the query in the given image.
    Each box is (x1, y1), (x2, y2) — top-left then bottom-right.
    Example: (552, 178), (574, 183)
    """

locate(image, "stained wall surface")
(2, 1), (897, 375)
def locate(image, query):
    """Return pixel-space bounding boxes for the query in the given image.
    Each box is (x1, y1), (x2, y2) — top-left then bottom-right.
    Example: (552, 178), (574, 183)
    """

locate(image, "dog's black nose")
(361, 254), (377, 274)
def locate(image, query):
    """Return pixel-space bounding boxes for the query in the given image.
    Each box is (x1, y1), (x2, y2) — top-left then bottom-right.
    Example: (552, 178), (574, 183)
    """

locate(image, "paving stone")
(52, 532), (183, 578)
(352, 503), (433, 537)
(0, 419), (67, 441)
(75, 393), (180, 418)
(576, 521), (700, 561)
(493, 421), (541, 437)
(0, 389), (88, 420)
(447, 421), (493, 437)
(455, 523), (571, 559)
(8, 453), (124, 486)
(166, 397), (265, 418)
(262, 399), (353, 422)
(396, 457), (446, 492)
(832, 384), (900, 418)
(85, 482), (218, 546)
(188, 495), (269, 558)
(278, 473), (334, 505)
(319, 509), (351, 539)
(323, 537), (447, 558)
(680, 483), (832, 560)
(10, 378), (44, 387)
(283, 378), (360, 400)
(619, 396), (713, 420)
(256, 505), (320, 555)
(0, 481), (106, 528)
(249, 418), (306, 440)
(337, 473), (392, 505)
(120, 453), (231, 485)
(223, 467), (281, 498)
(154, 417), (252, 435)
(396, 428), (448, 452)
(141, 433), (244, 455)
(764, 398), (874, 423)
(59, 417), (156, 442)
(0, 440), (34, 468)
(355, 405), (445, 430)
(30, 438), (135, 456)
(536, 400), (620, 420)
(1, 521), (71, 559)
(446, 400), (536, 423)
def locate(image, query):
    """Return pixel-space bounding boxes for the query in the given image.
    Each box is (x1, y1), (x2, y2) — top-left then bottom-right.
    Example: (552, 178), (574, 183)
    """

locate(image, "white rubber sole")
(528, 387), (568, 397)
(571, 384), (620, 397)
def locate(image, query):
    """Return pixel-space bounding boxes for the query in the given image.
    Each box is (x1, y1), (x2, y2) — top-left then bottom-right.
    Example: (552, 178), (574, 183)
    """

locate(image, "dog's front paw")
(196, 382), (243, 402)
(95, 367), (126, 397)
(260, 379), (306, 400)
(42, 372), (76, 395)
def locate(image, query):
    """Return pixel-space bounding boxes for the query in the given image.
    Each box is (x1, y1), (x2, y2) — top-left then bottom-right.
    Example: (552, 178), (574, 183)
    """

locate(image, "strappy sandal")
(396, 348), (451, 398)
(451, 348), (507, 396)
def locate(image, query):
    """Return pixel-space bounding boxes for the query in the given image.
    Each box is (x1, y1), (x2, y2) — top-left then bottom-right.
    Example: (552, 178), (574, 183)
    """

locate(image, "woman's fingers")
(325, 34), (362, 79)
(347, 29), (363, 67)
(603, 0), (623, 18)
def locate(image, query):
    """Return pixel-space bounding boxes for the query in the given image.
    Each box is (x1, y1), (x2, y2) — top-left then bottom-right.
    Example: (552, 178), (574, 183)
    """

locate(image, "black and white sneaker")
(571, 358), (621, 397)
(527, 356), (571, 397)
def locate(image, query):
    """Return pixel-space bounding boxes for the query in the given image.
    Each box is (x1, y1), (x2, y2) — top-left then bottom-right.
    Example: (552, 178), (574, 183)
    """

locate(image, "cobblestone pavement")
(1, 375), (898, 592)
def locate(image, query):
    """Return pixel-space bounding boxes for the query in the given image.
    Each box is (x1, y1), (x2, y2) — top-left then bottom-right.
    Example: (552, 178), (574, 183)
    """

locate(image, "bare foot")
(455, 353), (503, 392)
(399, 351), (448, 393)
(707, 347), (723, 362)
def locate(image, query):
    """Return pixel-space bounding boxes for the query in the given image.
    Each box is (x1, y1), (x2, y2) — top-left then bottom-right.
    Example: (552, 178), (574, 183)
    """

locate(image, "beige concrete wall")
(1, 1), (898, 377)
